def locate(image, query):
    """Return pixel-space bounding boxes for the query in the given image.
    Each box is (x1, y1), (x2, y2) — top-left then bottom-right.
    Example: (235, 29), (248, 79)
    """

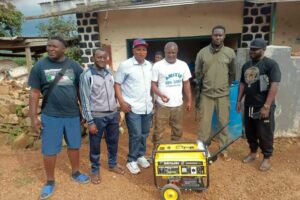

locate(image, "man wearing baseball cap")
(114, 39), (153, 174)
(236, 38), (281, 171)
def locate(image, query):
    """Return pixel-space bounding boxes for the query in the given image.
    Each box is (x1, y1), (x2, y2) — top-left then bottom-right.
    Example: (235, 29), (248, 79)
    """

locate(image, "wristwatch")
(263, 104), (270, 109)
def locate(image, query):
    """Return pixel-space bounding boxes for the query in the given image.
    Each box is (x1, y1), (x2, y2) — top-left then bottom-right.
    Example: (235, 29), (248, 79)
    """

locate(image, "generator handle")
(203, 121), (230, 146)
(208, 135), (241, 162)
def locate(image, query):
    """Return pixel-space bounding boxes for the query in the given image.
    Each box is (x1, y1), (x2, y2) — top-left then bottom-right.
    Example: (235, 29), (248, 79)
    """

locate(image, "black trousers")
(244, 106), (275, 159)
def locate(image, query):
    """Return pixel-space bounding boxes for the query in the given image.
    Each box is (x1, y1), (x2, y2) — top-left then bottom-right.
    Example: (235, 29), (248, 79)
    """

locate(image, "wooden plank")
(25, 47), (32, 70)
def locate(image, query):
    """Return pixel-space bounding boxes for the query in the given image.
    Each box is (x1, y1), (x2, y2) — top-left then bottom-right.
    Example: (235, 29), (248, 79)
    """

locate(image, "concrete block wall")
(76, 12), (100, 66)
(241, 1), (272, 48)
(236, 46), (300, 137)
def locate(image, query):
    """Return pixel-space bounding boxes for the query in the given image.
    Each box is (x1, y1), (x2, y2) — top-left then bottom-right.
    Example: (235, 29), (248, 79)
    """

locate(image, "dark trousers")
(89, 112), (119, 174)
(244, 106), (275, 159)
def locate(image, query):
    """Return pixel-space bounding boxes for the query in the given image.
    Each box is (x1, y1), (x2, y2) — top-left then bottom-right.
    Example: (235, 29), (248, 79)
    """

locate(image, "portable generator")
(153, 124), (241, 200)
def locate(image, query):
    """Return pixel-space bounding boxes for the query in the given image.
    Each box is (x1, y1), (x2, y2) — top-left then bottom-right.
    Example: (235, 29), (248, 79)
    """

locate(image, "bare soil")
(0, 108), (300, 200)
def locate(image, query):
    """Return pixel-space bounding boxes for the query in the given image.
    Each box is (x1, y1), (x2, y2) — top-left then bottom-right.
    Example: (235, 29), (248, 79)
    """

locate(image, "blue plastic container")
(211, 81), (242, 139)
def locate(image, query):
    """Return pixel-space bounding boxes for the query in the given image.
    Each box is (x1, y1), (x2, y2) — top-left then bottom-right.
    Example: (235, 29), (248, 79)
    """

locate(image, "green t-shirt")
(28, 57), (83, 117)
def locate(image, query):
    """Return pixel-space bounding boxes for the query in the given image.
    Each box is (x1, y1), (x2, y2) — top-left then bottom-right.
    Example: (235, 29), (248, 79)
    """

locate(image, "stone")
(261, 6), (271, 15)
(0, 106), (10, 118)
(31, 139), (41, 150)
(91, 34), (99, 41)
(251, 26), (259, 33)
(0, 85), (10, 95)
(243, 8), (248, 16)
(22, 106), (29, 117)
(7, 66), (28, 79)
(76, 13), (83, 19)
(86, 26), (92, 33)
(94, 26), (99, 32)
(242, 34), (253, 41)
(243, 17), (253, 25)
(243, 26), (248, 33)
(119, 127), (125, 135)
(85, 49), (91, 56)
(261, 25), (270, 33)
(0, 134), (8, 147)
(79, 42), (87, 48)
(90, 18), (97, 25)
(3, 114), (19, 124)
(255, 16), (263, 24)
(78, 27), (84, 33)
(251, 8), (258, 15)
(12, 132), (33, 149)
(84, 34), (89, 41)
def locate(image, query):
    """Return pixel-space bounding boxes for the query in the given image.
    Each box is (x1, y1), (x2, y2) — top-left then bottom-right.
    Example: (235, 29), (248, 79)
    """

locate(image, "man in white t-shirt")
(151, 42), (192, 147)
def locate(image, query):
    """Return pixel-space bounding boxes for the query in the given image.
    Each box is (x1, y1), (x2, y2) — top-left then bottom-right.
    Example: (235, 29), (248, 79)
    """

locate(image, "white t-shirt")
(152, 58), (191, 107)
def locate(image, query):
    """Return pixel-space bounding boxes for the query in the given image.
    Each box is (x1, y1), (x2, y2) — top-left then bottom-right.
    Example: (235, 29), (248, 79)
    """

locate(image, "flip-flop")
(40, 183), (55, 200)
(71, 171), (90, 184)
(90, 173), (101, 184)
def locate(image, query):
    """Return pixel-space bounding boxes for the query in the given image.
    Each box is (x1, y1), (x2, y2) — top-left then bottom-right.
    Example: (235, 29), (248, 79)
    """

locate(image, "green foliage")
(37, 16), (78, 39)
(65, 46), (82, 64)
(37, 16), (82, 64)
(0, 56), (27, 66)
(16, 105), (26, 117)
(0, 2), (23, 37)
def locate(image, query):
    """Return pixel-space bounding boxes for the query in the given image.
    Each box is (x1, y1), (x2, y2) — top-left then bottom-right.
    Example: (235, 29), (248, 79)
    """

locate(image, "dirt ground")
(0, 108), (300, 200)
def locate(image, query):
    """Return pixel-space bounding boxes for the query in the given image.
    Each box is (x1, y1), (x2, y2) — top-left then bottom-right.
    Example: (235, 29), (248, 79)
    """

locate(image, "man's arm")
(236, 82), (245, 113)
(114, 83), (131, 113)
(229, 52), (236, 84)
(151, 81), (169, 103)
(183, 80), (192, 111)
(260, 82), (279, 118)
(79, 73), (93, 125)
(29, 89), (41, 134)
(195, 51), (203, 80)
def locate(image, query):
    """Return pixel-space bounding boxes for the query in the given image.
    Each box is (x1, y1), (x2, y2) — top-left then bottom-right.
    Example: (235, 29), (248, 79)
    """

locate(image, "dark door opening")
(126, 34), (240, 69)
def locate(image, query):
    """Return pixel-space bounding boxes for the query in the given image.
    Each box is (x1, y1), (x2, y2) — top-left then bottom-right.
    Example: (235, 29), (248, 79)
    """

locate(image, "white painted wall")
(98, 2), (244, 70)
(274, 2), (300, 53)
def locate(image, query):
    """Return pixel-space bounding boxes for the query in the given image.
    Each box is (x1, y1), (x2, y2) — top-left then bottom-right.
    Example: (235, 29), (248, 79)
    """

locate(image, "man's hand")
(120, 101), (131, 113)
(185, 101), (192, 111)
(160, 94), (169, 103)
(31, 117), (42, 134)
(88, 124), (98, 134)
(260, 106), (270, 119)
(236, 102), (241, 113)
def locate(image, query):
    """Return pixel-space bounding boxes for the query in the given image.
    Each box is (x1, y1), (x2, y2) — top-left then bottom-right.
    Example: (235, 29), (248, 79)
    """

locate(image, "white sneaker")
(126, 161), (140, 174)
(137, 156), (150, 168)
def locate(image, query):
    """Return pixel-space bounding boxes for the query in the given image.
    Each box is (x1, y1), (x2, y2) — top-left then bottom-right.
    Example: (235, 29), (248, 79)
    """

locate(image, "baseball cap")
(132, 39), (148, 48)
(250, 38), (267, 49)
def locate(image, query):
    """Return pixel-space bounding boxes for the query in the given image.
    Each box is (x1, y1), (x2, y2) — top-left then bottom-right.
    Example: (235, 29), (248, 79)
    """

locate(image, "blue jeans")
(125, 112), (152, 162)
(89, 112), (119, 174)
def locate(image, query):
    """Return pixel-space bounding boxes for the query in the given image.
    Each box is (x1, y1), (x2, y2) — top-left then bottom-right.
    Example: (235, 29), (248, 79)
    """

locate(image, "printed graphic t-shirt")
(28, 57), (83, 117)
(152, 59), (191, 107)
(240, 57), (281, 107)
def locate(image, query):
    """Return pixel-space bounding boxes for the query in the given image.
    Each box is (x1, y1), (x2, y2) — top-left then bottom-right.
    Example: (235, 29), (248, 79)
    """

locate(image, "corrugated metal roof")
(25, 0), (242, 19)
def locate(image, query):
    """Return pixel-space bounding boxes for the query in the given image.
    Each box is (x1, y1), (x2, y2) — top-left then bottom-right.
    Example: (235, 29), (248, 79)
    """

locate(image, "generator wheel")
(161, 183), (181, 200)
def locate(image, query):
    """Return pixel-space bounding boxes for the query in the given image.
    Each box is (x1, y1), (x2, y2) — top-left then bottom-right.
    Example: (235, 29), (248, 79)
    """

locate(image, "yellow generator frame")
(153, 142), (209, 200)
